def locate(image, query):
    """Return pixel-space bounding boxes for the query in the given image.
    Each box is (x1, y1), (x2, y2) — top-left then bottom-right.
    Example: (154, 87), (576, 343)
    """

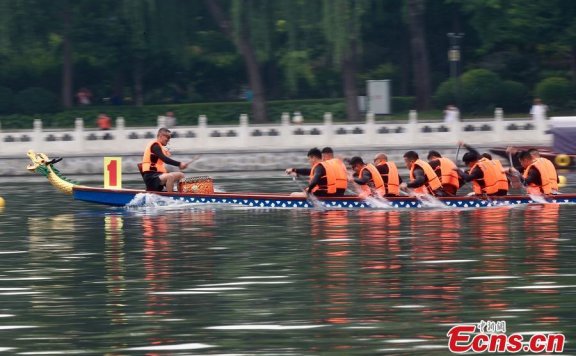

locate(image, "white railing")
(0, 109), (554, 156)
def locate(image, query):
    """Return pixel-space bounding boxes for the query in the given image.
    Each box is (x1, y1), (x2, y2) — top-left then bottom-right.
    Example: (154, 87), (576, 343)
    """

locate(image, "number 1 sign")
(104, 157), (122, 189)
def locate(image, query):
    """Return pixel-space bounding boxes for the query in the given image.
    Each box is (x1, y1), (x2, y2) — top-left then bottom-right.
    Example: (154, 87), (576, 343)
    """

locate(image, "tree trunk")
(61, 8), (73, 109)
(341, 44), (360, 121)
(133, 59), (144, 106)
(571, 46), (576, 85)
(204, 0), (268, 123)
(406, 0), (432, 110)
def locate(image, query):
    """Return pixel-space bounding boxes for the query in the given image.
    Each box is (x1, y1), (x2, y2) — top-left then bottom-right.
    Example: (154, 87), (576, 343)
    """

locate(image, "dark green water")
(1, 176), (575, 355)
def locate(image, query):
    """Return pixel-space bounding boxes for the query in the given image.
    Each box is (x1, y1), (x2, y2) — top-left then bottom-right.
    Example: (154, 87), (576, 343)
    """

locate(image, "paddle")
(179, 154), (202, 171)
(455, 142), (462, 163)
(287, 173), (326, 210)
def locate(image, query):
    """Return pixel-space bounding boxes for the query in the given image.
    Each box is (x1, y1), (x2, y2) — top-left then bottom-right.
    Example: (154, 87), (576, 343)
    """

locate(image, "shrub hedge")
(0, 97), (415, 129)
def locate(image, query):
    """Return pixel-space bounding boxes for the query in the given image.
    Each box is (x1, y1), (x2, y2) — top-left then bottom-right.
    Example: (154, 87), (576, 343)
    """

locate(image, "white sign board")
(367, 80), (391, 114)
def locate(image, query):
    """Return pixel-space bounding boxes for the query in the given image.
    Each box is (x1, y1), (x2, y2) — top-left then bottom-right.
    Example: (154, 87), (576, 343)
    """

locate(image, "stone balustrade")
(0, 109), (555, 157)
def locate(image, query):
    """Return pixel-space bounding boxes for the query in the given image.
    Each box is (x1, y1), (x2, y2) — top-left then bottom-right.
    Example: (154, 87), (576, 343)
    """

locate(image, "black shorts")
(143, 172), (164, 192)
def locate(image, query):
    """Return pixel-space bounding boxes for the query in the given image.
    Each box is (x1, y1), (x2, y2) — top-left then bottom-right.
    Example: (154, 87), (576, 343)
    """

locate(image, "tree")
(406, 0), (432, 110)
(204, 0), (268, 122)
(322, 0), (364, 121)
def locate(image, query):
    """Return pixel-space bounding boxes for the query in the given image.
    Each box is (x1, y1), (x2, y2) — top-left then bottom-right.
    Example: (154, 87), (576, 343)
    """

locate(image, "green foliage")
(433, 78), (458, 108)
(498, 80), (529, 112)
(535, 77), (574, 108)
(0, 86), (14, 114)
(460, 69), (502, 112)
(14, 87), (59, 114)
(392, 97), (416, 112)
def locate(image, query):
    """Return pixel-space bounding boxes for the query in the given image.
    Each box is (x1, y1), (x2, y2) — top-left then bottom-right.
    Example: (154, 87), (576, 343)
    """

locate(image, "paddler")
(321, 147), (348, 193)
(399, 151), (446, 196)
(286, 147), (345, 196)
(527, 148), (560, 194)
(515, 150), (552, 195)
(373, 153), (401, 196)
(141, 128), (189, 192)
(348, 156), (385, 198)
(456, 151), (508, 196)
(427, 150), (460, 196)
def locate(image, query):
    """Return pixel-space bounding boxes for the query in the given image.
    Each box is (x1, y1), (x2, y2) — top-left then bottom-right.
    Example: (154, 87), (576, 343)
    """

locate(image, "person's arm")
(308, 165), (325, 191)
(522, 167), (542, 186)
(353, 169), (372, 185)
(151, 143), (181, 167)
(457, 166), (483, 183)
(294, 168), (311, 176)
(461, 143), (481, 156)
(429, 160), (441, 177)
(406, 167), (427, 188)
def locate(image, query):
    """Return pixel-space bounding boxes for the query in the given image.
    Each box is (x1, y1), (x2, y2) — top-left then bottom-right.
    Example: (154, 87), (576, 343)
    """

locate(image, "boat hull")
(72, 186), (576, 209)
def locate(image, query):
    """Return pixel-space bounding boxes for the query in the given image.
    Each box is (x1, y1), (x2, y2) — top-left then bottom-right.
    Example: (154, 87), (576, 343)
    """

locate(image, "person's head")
(534, 98), (542, 105)
(518, 150), (534, 169)
(321, 147), (334, 160)
(166, 111), (174, 117)
(462, 151), (480, 169)
(427, 150), (442, 160)
(373, 153), (388, 166)
(527, 148), (541, 158)
(307, 147), (323, 166)
(403, 151), (419, 169)
(157, 127), (172, 146)
(349, 156), (365, 174)
(481, 152), (493, 160)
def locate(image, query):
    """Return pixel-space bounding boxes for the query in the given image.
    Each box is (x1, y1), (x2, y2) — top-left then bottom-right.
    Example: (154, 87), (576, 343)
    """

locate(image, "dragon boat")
(27, 150), (576, 209)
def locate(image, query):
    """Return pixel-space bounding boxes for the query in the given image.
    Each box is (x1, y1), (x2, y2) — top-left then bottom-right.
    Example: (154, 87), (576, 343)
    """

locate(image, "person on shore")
(456, 152), (508, 196)
(141, 128), (189, 192)
(348, 156), (385, 198)
(528, 148), (559, 193)
(400, 151), (445, 196)
(373, 153), (401, 196)
(443, 105), (459, 123)
(516, 150), (552, 195)
(427, 150), (460, 196)
(285, 147), (345, 196)
(165, 111), (177, 128)
(97, 113), (112, 130)
(530, 98), (547, 121)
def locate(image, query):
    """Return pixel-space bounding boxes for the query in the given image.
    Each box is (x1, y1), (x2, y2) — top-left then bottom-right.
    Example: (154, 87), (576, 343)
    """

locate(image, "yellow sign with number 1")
(104, 157), (122, 189)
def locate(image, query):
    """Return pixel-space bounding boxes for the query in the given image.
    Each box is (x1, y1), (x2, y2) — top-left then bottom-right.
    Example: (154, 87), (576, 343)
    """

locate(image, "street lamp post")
(447, 33), (464, 109)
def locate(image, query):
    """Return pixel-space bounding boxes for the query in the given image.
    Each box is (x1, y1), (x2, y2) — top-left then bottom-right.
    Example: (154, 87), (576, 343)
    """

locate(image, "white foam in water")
(529, 194), (549, 204)
(364, 196), (393, 209)
(123, 343), (216, 351)
(125, 193), (196, 208)
(205, 324), (325, 330)
(414, 193), (451, 209)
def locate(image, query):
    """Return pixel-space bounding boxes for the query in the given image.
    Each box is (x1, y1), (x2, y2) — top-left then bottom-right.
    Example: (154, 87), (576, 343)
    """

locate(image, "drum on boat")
(178, 176), (214, 194)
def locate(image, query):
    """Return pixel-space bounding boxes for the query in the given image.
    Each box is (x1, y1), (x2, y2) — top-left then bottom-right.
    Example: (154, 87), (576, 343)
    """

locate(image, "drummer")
(141, 128), (189, 192)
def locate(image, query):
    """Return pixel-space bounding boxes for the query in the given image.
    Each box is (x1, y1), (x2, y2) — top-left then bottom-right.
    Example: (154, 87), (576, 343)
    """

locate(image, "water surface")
(0, 175), (575, 354)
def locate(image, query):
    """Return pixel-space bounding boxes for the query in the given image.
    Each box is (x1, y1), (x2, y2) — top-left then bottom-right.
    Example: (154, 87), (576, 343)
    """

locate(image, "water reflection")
(0, 183), (573, 354)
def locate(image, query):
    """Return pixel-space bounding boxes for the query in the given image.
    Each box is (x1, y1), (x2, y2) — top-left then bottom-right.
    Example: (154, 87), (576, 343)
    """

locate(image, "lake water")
(1, 174), (575, 355)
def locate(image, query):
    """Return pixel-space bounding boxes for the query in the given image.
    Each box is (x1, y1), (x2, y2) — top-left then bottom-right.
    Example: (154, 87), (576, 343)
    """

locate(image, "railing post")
(408, 110), (418, 145)
(198, 115), (207, 146)
(365, 111), (375, 143)
(239, 113), (249, 147)
(75, 118), (85, 149)
(32, 119), (43, 143)
(280, 112), (291, 145)
(157, 115), (166, 128)
(494, 108), (504, 142)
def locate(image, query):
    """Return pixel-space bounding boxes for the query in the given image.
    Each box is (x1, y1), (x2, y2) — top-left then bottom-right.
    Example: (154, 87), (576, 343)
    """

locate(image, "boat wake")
(125, 193), (210, 209)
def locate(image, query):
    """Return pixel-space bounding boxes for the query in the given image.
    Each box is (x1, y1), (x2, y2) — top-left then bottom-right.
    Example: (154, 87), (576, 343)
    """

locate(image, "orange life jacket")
(471, 158), (501, 195)
(377, 161), (400, 196)
(492, 159), (509, 192)
(523, 159), (552, 195)
(538, 157), (558, 191)
(325, 158), (348, 191)
(141, 140), (170, 173)
(409, 159), (442, 194)
(358, 163), (386, 197)
(310, 161), (337, 194)
(431, 157), (460, 189)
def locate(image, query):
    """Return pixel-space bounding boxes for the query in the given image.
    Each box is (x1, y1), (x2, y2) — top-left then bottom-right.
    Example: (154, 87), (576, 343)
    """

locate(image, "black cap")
(462, 151), (480, 164)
